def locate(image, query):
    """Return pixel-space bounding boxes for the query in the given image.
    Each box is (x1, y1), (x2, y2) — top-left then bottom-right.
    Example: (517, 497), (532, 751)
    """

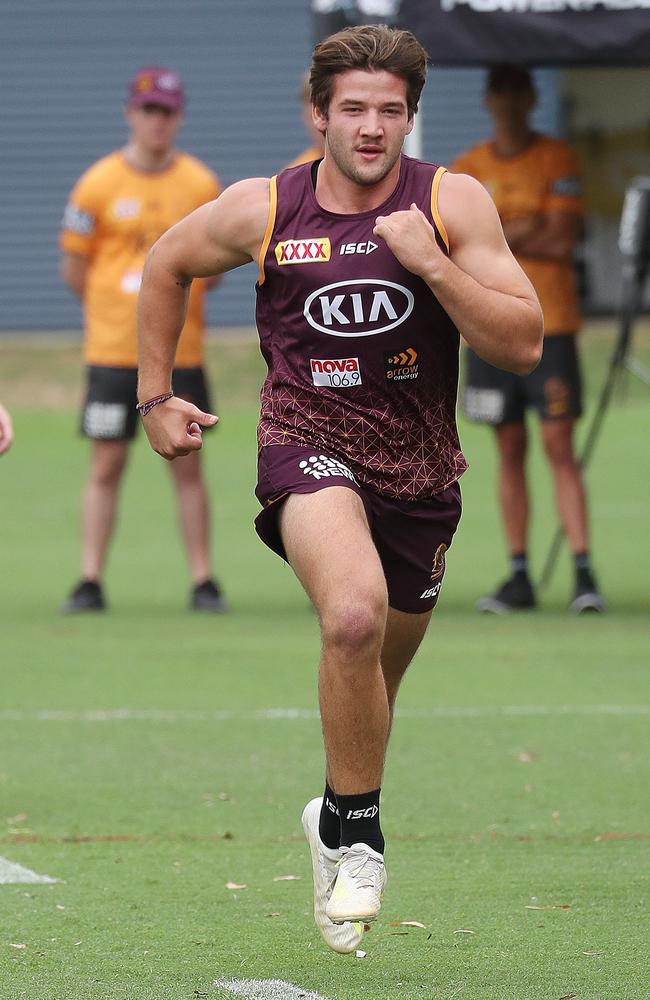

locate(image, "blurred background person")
(453, 63), (605, 615)
(0, 402), (14, 455)
(286, 72), (325, 168)
(59, 66), (227, 613)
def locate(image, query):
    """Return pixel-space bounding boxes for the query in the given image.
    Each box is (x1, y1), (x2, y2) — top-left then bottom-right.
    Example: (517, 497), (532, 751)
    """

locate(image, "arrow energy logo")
(384, 347), (418, 382)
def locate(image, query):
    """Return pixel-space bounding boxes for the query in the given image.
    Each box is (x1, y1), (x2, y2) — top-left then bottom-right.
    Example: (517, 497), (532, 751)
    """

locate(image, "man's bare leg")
(81, 440), (129, 580)
(494, 421), (529, 555)
(280, 487), (389, 795)
(540, 418), (588, 553)
(168, 450), (212, 584)
(381, 607), (432, 725)
(281, 486), (389, 924)
(478, 422), (536, 612)
(541, 417), (604, 610)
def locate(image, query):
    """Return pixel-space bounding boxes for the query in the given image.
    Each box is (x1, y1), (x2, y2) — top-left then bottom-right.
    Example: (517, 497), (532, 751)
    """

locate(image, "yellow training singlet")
(60, 151), (222, 367)
(452, 136), (583, 335)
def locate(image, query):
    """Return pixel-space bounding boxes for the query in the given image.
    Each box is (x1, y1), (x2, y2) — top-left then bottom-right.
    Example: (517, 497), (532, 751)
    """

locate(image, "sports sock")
(574, 551), (595, 587)
(318, 782), (341, 850)
(336, 788), (384, 854)
(510, 552), (529, 577)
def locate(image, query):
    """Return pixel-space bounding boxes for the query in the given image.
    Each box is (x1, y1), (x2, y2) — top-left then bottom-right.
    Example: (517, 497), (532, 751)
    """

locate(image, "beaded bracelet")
(136, 391), (174, 418)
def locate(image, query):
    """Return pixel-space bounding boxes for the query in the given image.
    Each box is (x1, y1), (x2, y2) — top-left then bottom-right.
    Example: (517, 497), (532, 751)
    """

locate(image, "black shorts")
(254, 445), (462, 614)
(81, 366), (213, 441)
(462, 334), (583, 425)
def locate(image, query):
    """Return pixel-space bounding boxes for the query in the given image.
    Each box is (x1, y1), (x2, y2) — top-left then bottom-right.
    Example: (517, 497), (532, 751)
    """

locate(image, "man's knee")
(321, 593), (387, 664)
(496, 423), (527, 467)
(89, 443), (128, 487)
(170, 452), (203, 486)
(542, 421), (577, 467)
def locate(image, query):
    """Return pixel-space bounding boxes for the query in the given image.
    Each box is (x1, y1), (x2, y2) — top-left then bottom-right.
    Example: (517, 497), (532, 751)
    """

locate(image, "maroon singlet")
(255, 155), (468, 500)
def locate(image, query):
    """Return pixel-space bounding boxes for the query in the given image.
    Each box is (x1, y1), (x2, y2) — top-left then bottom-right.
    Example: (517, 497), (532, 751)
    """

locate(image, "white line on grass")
(0, 856), (60, 884)
(0, 704), (648, 723)
(214, 979), (332, 1000)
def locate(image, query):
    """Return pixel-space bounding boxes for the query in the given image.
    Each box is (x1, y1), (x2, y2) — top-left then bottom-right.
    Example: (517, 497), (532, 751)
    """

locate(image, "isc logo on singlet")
(304, 279), (414, 338)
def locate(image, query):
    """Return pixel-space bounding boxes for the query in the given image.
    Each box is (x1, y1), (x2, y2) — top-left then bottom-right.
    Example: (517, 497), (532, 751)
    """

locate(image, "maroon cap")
(128, 66), (185, 110)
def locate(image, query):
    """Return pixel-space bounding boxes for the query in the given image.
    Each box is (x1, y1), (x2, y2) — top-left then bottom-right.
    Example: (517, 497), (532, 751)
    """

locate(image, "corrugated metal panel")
(2, 3), (560, 330)
(2, 0), (313, 329)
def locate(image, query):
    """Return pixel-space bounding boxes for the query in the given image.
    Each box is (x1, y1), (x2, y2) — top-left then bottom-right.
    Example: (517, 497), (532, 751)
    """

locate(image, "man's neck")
(492, 125), (535, 159)
(123, 141), (175, 173)
(315, 155), (402, 215)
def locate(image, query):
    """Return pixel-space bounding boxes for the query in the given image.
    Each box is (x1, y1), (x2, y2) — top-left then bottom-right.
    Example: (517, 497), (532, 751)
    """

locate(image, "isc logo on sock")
(346, 805), (379, 820)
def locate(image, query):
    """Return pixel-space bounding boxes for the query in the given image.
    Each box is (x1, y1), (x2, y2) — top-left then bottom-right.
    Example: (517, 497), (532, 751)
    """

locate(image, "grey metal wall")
(2, 0), (314, 330)
(2, 2), (559, 331)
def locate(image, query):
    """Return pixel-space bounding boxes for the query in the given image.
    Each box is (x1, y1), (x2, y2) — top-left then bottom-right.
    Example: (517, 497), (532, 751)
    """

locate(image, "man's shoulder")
(449, 141), (491, 173)
(75, 151), (124, 187)
(175, 151), (219, 183)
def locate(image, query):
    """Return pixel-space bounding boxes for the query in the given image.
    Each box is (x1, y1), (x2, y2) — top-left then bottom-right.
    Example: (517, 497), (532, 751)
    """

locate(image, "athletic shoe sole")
(570, 592), (607, 614)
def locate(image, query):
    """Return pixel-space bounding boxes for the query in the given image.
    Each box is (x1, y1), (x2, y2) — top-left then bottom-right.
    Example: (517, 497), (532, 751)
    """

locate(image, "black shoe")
(477, 573), (536, 614)
(190, 578), (229, 612)
(62, 579), (106, 613)
(569, 572), (606, 614)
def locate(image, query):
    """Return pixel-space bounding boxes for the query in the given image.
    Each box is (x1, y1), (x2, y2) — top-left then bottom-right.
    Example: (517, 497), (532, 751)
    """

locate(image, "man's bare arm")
(438, 173), (543, 373)
(374, 173), (543, 375)
(60, 252), (89, 300)
(137, 177), (270, 458)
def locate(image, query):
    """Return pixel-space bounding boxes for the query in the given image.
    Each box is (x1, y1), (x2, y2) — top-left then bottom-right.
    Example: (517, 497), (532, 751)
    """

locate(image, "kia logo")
(303, 279), (414, 338)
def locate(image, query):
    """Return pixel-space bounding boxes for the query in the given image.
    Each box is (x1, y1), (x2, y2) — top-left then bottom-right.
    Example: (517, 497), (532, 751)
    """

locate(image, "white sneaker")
(325, 842), (387, 924)
(301, 798), (365, 954)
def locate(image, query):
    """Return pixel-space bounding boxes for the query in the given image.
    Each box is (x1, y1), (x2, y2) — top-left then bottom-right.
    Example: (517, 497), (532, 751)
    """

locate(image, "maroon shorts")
(255, 445), (462, 614)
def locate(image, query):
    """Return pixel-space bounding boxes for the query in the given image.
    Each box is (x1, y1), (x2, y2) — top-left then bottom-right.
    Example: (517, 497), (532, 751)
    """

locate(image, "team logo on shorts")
(544, 377), (570, 418)
(430, 543), (447, 582)
(275, 237), (331, 265)
(310, 357), (361, 388)
(385, 347), (418, 382)
(298, 455), (357, 482)
(420, 543), (447, 600)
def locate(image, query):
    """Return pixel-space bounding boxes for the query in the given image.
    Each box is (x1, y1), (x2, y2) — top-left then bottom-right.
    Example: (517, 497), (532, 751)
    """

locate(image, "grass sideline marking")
(0, 704), (648, 723)
(214, 980), (332, 1000)
(0, 856), (60, 884)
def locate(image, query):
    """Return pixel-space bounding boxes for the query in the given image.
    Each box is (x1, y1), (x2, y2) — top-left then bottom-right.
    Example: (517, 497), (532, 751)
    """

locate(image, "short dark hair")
(310, 24), (428, 118)
(486, 63), (534, 95)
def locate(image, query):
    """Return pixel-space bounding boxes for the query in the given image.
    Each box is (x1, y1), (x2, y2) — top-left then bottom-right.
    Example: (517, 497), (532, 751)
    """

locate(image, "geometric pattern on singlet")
(259, 354), (467, 499)
(256, 155), (468, 500)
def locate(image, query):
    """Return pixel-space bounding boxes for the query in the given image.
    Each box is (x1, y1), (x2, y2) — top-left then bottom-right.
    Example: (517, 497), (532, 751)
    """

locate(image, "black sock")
(318, 782), (341, 850)
(336, 788), (384, 854)
(574, 552), (595, 587)
(510, 552), (529, 577)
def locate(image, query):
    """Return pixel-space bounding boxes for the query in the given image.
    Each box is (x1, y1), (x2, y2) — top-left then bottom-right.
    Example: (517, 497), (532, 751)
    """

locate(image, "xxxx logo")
(275, 237), (331, 265)
(387, 348), (417, 368)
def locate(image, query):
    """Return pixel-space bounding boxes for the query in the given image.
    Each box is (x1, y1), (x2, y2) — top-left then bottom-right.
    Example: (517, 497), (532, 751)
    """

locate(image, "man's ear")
(312, 104), (328, 136)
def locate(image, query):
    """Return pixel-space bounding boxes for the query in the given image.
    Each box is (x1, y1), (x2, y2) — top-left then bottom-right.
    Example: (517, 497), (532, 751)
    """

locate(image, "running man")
(453, 64), (605, 614)
(137, 27), (543, 952)
(60, 66), (227, 613)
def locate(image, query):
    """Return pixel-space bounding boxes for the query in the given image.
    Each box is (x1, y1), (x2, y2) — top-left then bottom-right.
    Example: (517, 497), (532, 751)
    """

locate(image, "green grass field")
(1, 324), (648, 1000)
